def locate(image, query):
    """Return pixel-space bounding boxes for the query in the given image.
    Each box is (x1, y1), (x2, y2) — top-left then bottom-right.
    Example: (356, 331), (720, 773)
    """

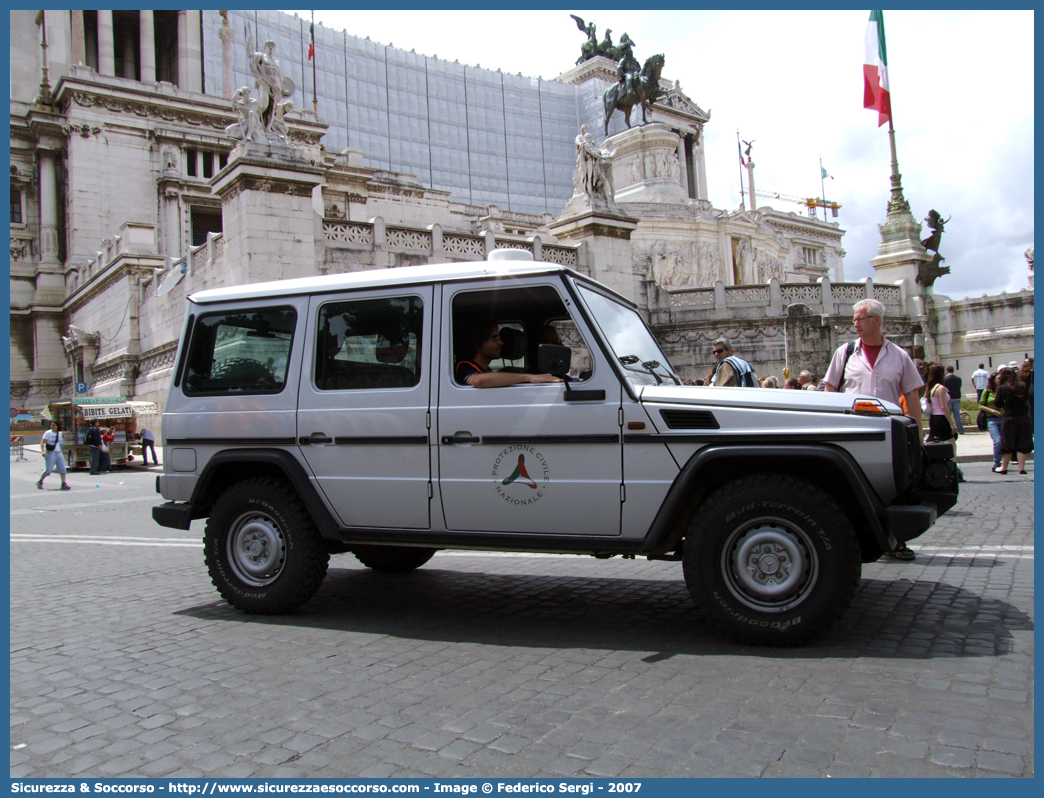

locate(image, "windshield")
(576, 284), (680, 386)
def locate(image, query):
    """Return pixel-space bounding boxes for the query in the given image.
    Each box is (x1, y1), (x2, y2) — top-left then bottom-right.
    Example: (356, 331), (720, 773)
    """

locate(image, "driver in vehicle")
(455, 320), (562, 388)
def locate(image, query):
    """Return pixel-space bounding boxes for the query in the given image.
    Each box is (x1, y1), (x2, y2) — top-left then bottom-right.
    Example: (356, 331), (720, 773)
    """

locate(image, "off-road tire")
(204, 477), (329, 613)
(682, 474), (861, 646)
(353, 545), (436, 573)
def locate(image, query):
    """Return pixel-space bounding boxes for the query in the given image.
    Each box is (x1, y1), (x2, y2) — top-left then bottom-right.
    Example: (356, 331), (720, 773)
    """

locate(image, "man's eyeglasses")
(852, 315), (876, 324)
(712, 348), (726, 355)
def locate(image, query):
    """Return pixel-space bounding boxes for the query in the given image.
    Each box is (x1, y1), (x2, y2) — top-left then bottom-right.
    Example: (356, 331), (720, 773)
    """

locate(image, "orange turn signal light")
(852, 400), (885, 416)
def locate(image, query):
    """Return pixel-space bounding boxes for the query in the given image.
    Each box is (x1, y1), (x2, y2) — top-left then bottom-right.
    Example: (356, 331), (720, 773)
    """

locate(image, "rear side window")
(316, 296), (424, 391)
(183, 307), (296, 395)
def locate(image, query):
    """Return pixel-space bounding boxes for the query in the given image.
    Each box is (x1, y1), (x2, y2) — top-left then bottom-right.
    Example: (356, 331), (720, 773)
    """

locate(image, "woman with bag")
(37, 421), (71, 490)
(995, 366), (1033, 474)
(924, 364), (958, 446)
(979, 370), (1005, 470)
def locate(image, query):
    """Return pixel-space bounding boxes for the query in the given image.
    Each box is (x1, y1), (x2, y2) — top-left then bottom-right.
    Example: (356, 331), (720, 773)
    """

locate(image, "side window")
(183, 307), (295, 395)
(316, 295), (424, 391)
(451, 285), (593, 383)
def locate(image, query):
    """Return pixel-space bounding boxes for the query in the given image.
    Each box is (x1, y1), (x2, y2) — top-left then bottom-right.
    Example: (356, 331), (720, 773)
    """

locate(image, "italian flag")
(863, 10), (891, 127)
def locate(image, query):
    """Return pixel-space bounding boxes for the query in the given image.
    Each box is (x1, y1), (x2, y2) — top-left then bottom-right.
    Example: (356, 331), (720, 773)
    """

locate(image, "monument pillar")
(609, 124), (688, 207)
(549, 211), (639, 302)
(868, 128), (931, 294)
(219, 12), (235, 98)
(211, 157), (325, 286)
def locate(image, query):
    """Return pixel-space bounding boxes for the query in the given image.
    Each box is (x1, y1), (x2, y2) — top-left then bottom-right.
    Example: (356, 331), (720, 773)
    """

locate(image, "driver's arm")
(466, 372), (562, 388)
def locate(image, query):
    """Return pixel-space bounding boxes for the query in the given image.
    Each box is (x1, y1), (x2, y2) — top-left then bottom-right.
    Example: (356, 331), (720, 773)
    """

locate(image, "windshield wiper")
(644, 360), (682, 385)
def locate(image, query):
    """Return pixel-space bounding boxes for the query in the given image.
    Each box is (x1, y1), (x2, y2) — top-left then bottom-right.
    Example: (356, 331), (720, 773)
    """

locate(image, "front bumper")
(153, 502), (194, 530)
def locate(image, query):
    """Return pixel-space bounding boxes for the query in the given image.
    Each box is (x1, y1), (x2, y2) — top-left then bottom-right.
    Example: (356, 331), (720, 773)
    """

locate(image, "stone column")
(97, 10), (115, 76)
(121, 27), (136, 78)
(676, 135), (690, 200)
(139, 10), (156, 83)
(694, 132), (708, 201)
(219, 14), (235, 98)
(177, 11), (202, 93)
(33, 148), (66, 308)
(70, 10), (86, 66)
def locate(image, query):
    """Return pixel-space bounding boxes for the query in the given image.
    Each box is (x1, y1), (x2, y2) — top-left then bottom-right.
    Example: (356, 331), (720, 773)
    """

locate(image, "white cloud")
(287, 8), (1034, 299)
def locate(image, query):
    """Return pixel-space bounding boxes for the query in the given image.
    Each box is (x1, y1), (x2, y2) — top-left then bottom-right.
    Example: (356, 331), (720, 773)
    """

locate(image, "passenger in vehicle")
(455, 320), (562, 388)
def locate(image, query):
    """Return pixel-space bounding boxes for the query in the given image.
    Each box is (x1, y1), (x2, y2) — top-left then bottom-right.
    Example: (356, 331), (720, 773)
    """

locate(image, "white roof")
(189, 258), (574, 305)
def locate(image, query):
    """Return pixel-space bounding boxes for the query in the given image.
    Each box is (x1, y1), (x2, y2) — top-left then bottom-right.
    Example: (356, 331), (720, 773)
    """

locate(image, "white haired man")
(823, 298), (924, 560)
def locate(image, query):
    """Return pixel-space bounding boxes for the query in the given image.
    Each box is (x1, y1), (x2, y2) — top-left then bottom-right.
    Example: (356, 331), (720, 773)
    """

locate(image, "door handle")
(299, 432), (333, 445)
(441, 431), (480, 445)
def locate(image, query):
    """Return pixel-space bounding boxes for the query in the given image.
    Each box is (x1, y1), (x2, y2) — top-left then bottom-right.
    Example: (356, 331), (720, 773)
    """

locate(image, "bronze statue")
(920, 209), (950, 254)
(570, 14), (599, 65)
(615, 33), (640, 95)
(603, 53), (666, 135)
(917, 209), (952, 287)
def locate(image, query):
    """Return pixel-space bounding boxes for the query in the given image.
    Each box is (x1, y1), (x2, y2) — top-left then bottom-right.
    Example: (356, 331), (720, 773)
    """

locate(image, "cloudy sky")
(287, 9), (1034, 300)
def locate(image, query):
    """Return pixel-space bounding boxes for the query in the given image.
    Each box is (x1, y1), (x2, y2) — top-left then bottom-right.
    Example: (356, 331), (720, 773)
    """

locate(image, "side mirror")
(538, 343), (571, 377)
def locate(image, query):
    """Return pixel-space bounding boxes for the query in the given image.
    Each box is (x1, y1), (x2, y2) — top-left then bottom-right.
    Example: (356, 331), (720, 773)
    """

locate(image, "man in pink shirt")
(823, 298), (925, 560)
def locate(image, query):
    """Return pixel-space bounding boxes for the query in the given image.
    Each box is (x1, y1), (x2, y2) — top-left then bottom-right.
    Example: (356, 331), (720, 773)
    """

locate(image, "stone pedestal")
(549, 209), (639, 302)
(869, 210), (932, 289)
(607, 123), (688, 207)
(211, 156), (325, 286)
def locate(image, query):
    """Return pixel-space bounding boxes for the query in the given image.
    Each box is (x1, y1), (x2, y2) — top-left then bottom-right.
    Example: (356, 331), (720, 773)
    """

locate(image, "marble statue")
(246, 36), (295, 134)
(573, 125), (616, 207)
(225, 86), (262, 143)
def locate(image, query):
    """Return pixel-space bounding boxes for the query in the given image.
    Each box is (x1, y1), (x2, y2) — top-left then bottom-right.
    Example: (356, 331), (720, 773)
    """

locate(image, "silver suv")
(153, 250), (959, 645)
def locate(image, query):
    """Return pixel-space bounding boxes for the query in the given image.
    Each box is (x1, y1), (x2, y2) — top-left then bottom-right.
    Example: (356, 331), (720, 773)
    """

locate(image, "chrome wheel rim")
(721, 517), (818, 613)
(227, 511), (286, 587)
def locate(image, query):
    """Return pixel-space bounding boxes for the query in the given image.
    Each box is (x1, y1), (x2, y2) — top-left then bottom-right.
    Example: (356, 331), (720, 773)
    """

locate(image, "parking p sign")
(75, 382), (87, 394)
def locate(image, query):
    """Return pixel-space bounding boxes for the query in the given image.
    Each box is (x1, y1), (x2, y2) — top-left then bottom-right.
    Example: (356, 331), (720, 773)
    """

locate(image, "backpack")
(718, 356), (758, 387)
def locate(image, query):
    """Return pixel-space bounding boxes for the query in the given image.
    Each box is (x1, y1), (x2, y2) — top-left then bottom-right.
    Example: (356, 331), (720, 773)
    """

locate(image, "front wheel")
(204, 477), (329, 613)
(683, 475), (861, 646)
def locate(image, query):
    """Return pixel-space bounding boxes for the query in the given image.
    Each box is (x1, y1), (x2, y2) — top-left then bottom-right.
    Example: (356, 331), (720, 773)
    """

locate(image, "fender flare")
(188, 448), (341, 539)
(640, 444), (891, 554)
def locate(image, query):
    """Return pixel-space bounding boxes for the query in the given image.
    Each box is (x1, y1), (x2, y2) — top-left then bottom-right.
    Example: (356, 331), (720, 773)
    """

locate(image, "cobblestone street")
(9, 454), (1033, 778)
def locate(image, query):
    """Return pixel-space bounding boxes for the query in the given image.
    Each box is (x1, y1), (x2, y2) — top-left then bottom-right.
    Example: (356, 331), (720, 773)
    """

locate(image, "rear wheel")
(353, 545), (436, 573)
(204, 477), (329, 613)
(683, 474), (861, 646)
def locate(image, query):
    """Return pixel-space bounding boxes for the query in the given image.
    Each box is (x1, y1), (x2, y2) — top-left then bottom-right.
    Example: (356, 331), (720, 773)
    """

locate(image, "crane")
(756, 190), (842, 219)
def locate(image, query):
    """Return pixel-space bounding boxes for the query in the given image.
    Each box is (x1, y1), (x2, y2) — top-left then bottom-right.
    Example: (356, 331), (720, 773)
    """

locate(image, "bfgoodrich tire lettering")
(204, 477), (329, 613)
(353, 545), (436, 573)
(683, 474), (861, 646)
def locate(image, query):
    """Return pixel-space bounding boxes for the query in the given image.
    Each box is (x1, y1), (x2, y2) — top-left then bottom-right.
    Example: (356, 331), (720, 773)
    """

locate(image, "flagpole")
(819, 155), (827, 222)
(311, 11), (317, 115)
(736, 130), (745, 210)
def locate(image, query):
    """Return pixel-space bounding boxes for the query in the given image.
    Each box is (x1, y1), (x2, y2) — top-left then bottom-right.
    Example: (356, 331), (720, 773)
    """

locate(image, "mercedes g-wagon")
(153, 250), (959, 645)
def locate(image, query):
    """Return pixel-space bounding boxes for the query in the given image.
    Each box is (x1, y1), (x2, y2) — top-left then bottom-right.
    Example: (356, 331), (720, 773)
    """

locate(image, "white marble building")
(9, 10), (1032, 419)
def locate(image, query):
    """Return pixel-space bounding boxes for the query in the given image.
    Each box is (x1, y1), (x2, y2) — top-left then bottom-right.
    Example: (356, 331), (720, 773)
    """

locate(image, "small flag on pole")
(308, 19), (315, 60)
(863, 10), (891, 127)
(821, 167), (834, 180)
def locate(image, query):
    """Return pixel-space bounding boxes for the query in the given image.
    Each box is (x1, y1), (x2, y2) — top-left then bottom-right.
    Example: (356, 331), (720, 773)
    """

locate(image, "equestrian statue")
(603, 53), (665, 136)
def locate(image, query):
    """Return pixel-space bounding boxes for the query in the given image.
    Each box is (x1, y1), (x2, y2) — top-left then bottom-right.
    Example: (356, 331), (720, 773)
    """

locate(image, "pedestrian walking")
(970, 363), (990, 402)
(138, 428), (159, 466)
(979, 371), (1004, 470)
(37, 421), (71, 491)
(823, 298), (923, 560)
(943, 365), (965, 434)
(995, 367), (1033, 475)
